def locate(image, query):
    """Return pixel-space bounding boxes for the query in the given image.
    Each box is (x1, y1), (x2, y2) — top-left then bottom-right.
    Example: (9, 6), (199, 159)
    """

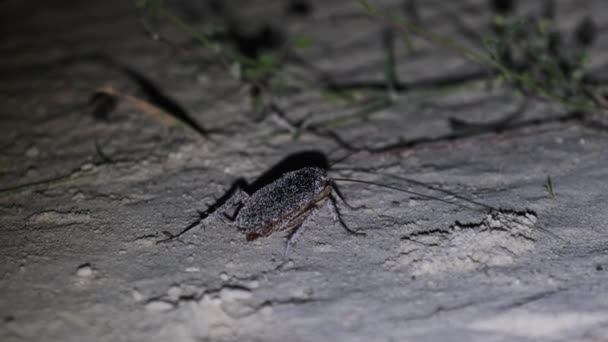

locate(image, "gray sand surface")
(2, 1), (608, 341)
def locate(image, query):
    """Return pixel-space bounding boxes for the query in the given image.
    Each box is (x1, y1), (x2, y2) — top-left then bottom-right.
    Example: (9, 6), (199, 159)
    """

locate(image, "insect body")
(234, 167), (334, 241)
(160, 166), (361, 248)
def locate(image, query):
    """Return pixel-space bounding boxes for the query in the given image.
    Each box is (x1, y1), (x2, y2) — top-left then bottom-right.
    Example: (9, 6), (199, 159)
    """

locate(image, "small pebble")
(197, 73), (210, 84)
(132, 289), (144, 302)
(25, 146), (39, 158)
(25, 167), (38, 178)
(72, 192), (85, 201)
(80, 163), (94, 171)
(134, 236), (156, 247)
(76, 264), (94, 278)
(260, 305), (273, 317)
(145, 300), (174, 313)
(167, 285), (182, 300)
(220, 287), (252, 301)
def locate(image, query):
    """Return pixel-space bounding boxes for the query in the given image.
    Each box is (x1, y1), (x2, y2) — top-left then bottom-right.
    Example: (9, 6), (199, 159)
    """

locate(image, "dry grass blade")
(94, 85), (204, 138)
(94, 85), (180, 128)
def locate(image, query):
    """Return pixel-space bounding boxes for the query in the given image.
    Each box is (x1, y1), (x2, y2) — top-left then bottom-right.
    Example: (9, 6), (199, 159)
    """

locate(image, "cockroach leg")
(329, 195), (366, 236)
(331, 180), (365, 210)
(157, 180), (250, 244)
(283, 214), (312, 257)
(221, 189), (249, 221)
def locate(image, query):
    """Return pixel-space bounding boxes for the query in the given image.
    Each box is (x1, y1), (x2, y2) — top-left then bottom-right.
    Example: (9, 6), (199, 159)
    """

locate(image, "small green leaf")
(322, 90), (345, 105)
(242, 54), (278, 81)
(258, 54), (277, 69)
(292, 34), (313, 50)
(358, 0), (373, 13)
(229, 62), (242, 80)
(494, 14), (506, 27)
(209, 42), (222, 54)
(537, 18), (551, 35)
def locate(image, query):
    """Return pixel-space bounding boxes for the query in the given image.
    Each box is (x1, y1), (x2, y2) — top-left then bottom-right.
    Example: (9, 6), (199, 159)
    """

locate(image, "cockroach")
(159, 166), (366, 251)
(158, 153), (563, 251)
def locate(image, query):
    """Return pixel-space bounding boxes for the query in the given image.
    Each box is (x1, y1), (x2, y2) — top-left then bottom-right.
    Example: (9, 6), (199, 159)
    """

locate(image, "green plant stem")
(159, 8), (233, 71)
(357, 0), (606, 115)
(358, 0), (492, 66)
(156, 7), (274, 91)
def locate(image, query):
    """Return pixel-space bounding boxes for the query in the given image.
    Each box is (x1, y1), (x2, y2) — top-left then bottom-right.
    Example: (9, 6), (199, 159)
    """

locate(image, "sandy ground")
(2, 0), (608, 341)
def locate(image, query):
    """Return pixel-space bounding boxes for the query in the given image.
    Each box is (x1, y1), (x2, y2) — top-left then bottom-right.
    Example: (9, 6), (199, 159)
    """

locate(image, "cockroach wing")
(235, 167), (328, 231)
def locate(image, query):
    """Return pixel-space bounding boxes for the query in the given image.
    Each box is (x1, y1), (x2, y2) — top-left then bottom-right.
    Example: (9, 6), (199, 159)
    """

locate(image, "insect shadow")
(158, 150), (562, 253)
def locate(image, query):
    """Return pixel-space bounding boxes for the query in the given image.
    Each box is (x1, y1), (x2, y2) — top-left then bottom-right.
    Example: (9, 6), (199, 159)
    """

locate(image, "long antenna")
(332, 176), (566, 242)
(376, 172), (566, 242)
(332, 177), (480, 212)
(379, 172), (496, 211)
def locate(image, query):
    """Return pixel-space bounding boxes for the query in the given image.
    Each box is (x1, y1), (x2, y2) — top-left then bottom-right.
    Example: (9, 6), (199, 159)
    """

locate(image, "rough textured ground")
(2, 1), (608, 341)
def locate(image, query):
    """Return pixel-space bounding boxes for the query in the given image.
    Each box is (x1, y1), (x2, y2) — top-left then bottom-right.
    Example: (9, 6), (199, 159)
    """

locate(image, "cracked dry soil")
(2, 1), (608, 341)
